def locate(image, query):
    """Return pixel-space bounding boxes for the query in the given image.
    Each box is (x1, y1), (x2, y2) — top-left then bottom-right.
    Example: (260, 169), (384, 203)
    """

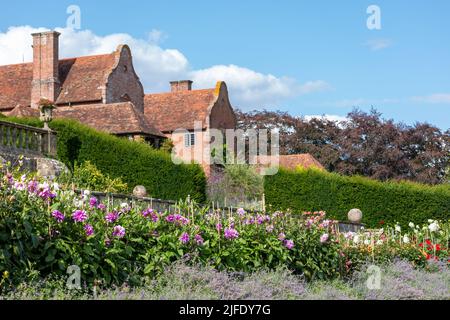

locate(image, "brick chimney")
(31, 31), (61, 108)
(170, 80), (193, 92)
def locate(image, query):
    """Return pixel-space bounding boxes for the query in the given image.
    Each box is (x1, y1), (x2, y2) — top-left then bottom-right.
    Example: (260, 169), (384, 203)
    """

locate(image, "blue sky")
(1, 0), (449, 129)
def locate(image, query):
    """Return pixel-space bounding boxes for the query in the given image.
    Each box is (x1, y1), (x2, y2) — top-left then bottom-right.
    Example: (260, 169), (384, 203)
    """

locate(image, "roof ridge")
(0, 61), (33, 68)
(58, 52), (114, 62)
(144, 88), (215, 96)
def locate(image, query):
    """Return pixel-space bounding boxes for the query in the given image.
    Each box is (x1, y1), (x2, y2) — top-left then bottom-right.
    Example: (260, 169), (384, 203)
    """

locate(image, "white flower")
(364, 239), (371, 245)
(379, 228), (384, 234)
(428, 222), (439, 233)
(83, 190), (91, 196)
(376, 240), (383, 245)
(403, 235), (410, 244)
(408, 222), (415, 228)
(353, 235), (360, 244)
(53, 183), (60, 191)
(428, 219), (434, 224)
(120, 202), (129, 208)
(38, 183), (48, 190)
(344, 232), (355, 240)
(395, 225), (401, 233)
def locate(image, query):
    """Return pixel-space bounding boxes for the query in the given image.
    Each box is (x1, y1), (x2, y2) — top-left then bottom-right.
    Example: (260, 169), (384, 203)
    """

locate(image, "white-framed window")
(185, 133), (195, 147)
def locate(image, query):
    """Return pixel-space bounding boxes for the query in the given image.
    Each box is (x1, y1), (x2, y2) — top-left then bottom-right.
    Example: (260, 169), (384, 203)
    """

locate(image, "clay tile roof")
(56, 53), (116, 104)
(144, 89), (218, 132)
(256, 154), (325, 171)
(279, 154), (325, 170)
(54, 102), (165, 137)
(4, 104), (39, 118)
(0, 63), (33, 111)
(0, 52), (116, 111)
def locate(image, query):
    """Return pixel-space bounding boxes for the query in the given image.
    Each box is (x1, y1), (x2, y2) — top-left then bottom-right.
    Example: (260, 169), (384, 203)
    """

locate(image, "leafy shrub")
(1, 167), (448, 291)
(264, 168), (450, 228)
(58, 161), (128, 193)
(5, 117), (206, 202)
(160, 138), (174, 154)
(208, 164), (264, 208)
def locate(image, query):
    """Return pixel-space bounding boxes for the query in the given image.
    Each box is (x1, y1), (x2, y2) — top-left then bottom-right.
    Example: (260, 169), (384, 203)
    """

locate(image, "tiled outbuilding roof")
(256, 154), (325, 171)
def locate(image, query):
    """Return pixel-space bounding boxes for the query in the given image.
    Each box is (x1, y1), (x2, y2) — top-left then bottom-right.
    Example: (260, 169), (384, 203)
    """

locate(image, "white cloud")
(191, 65), (330, 108)
(365, 38), (392, 51)
(0, 25), (329, 108)
(411, 94), (450, 104)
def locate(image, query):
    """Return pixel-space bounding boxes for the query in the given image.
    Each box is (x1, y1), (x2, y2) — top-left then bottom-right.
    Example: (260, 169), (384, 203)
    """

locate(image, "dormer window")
(123, 65), (128, 72)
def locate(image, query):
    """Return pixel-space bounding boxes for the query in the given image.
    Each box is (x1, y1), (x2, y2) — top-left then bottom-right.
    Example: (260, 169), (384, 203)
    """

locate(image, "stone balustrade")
(0, 120), (57, 157)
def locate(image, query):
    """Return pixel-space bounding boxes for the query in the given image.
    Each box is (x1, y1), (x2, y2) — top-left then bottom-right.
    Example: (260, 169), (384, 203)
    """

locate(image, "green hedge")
(264, 168), (450, 228)
(6, 117), (206, 202)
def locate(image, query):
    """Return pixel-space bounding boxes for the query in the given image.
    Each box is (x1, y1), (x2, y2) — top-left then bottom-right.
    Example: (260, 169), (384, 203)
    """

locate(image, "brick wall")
(105, 45), (145, 113)
(208, 82), (237, 131)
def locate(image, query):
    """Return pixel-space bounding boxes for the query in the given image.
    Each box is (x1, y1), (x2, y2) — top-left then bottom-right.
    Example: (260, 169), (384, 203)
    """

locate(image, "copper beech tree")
(235, 108), (449, 185)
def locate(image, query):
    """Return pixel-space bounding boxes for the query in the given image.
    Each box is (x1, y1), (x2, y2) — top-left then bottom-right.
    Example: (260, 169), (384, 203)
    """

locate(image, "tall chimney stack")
(170, 80), (193, 92)
(31, 31), (61, 108)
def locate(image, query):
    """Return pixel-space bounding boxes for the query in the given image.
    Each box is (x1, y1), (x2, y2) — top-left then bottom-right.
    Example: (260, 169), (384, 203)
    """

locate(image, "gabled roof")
(144, 88), (218, 132)
(0, 63), (33, 110)
(0, 52), (117, 111)
(3, 102), (165, 137)
(54, 102), (164, 137)
(5, 104), (39, 117)
(56, 53), (116, 104)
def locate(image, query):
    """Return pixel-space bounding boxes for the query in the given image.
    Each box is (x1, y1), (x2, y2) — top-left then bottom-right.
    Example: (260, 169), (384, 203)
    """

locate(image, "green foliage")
(159, 138), (174, 154)
(208, 164), (264, 208)
(6, 117), (206, 202)
(58, 161), (128, 193)
(1, 169), (448, 290)
(264, 168), (450, 228)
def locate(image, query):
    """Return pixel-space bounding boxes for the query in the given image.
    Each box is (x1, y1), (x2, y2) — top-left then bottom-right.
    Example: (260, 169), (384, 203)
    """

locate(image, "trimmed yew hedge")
(264, 168), (450, 228)
(6, 117), (206, 202)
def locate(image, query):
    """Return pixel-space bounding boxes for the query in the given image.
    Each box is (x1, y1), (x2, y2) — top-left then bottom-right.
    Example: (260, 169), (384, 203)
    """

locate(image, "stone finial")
(133, 185), (147, 198)
(348, 209), (363, 224)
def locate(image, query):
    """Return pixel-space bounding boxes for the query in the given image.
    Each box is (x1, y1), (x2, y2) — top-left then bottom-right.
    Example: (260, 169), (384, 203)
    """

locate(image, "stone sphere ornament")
(133, 185), (147, 198)
(348, 209), (363, 224)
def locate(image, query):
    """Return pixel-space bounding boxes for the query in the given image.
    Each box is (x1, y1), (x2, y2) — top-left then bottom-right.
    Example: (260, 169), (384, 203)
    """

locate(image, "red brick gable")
(0, 52), (117, 111)
(144, 88), (217, 132)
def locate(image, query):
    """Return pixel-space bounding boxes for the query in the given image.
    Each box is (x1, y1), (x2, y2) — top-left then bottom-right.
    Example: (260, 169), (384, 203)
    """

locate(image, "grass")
(1, 260), (448, 300)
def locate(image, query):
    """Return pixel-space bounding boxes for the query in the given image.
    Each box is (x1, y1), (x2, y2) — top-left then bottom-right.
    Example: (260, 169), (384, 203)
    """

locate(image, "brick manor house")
(0, 31), (323, 176)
